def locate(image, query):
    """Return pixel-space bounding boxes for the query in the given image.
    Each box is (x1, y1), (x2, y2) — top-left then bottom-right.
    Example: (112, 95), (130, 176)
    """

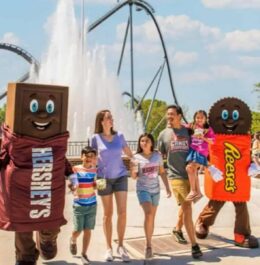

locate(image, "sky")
(0, 0), (260, 120)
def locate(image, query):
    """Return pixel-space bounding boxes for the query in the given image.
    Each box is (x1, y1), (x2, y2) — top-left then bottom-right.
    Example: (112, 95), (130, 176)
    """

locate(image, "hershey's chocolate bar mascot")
(0, 83), (72, 265)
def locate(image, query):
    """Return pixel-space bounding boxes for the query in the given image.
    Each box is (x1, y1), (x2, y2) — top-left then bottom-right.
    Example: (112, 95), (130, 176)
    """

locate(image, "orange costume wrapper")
(204, 134), (251, 202)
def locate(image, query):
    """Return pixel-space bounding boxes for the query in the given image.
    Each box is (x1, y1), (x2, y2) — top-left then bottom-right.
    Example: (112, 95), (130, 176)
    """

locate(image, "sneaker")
(81, 254), (90, 265)
(69, 238), (77, 255)
(234, 234), (259, 248)
(192, 244), (203, 259)
(171, 227), (187, 244)
(145, 247), (153, 260)
(104, 249), (113, 262)
(117, 246), (130, 262)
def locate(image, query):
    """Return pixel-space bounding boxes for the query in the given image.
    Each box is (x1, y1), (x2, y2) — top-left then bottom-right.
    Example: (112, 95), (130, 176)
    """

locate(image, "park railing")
(67, 140), (138, 157)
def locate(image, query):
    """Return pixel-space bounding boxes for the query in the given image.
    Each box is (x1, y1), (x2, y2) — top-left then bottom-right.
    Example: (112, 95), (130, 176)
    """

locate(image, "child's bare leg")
(195, 164), (203, 196)
(198, 165), (204, 174)
(186, 162), (198, 199)
(71, 230), (81, 243)
(175, 207), (184, 231)
(82, 229), (91, 255)
(253, 156), (260, 167)
(70, 230), (81, 255)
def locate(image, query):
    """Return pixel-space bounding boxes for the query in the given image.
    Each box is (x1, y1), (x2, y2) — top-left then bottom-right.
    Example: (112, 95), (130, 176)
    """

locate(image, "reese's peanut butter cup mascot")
(0, 83), (73, 265)
(195, 97), (259, 248)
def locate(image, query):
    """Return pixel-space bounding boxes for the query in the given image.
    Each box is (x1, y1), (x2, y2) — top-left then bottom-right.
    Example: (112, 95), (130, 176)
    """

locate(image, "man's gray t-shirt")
(157, 126), (190, 179)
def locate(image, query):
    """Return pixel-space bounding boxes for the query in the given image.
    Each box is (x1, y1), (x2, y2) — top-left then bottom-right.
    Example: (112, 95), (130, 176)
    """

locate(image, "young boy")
(69, 146), (97, 265)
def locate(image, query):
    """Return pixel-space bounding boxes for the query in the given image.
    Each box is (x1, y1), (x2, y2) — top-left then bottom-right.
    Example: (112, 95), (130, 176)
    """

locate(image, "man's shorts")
(98, 176), (128, 196)
(170, 179), (190, 206)
(73, 204), (97, 231)
(137, 190), (160, 206)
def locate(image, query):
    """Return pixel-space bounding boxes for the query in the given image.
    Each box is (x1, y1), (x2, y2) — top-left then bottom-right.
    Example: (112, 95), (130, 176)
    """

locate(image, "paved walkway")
(1, 177), (260, 265)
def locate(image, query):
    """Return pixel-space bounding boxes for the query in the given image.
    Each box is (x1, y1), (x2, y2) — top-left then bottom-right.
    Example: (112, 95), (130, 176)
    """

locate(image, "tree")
(0, 104), (6, 124)
(251, 111), (260, 133)
(141, 99), (167, 140)
(138, 99), (190, 140)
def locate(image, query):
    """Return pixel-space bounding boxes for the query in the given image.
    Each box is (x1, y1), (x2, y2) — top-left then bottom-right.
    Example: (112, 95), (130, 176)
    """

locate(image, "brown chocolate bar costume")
(0, 83), (73, 263)
(195, 97), (259, 248)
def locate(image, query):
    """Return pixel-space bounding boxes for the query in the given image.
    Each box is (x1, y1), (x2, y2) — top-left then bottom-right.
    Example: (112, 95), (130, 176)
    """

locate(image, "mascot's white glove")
(208, 165), (224, 182)
(248, 163), (260, 177)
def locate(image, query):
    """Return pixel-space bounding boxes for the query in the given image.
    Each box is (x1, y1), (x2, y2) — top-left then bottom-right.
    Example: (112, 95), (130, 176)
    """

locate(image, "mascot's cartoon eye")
(46, 100), (55, 114)
(232, 110), (239, 121)
(30, 99), (39, 113)
(221, 109), (229, 120)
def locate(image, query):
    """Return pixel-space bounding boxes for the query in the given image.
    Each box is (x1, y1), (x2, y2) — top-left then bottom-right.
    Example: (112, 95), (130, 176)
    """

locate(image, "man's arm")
(157, 132), (166, 156)
(157, 132), (168, 168)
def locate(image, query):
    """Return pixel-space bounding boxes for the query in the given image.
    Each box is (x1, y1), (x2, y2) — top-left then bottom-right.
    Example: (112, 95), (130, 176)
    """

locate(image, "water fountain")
(29, 0), (143, 141)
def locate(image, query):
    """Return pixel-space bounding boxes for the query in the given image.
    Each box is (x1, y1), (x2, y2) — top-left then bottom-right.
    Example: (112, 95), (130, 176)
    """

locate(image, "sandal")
(186, 192), (198, 201)
(193, 193), (203, 203)
(70, 238), (77, 255)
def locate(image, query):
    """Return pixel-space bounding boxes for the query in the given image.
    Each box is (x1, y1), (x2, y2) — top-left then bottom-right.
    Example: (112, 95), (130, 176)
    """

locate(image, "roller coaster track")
(88, 0), (180, 107)
(1, 0), (180, 111)
(0, 42), (39, 67)
(0, 43), (40, 100)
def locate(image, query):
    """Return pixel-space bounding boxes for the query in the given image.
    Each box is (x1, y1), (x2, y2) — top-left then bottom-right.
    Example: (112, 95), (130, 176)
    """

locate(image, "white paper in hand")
(248, 163), (260, 177)
(208, 165), (224, 182)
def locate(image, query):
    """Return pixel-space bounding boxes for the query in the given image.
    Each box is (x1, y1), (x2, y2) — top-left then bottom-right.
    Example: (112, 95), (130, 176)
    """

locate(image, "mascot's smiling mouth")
(223, 123), (237, 132)
(32, 121), (51, 130)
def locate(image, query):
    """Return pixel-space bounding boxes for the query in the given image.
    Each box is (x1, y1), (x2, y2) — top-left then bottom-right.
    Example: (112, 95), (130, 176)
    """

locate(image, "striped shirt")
(70, 165), (97, 207)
